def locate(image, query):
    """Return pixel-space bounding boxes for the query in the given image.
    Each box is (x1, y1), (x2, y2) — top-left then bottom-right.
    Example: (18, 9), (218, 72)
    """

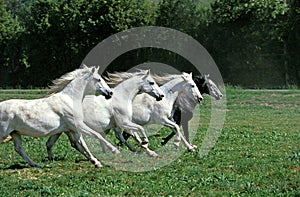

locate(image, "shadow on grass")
(4, 163), (29, 170)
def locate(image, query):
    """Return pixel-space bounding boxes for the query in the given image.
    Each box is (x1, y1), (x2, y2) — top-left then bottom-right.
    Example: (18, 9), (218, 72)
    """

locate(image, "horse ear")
(82, 64), (88, 69)
(181, 72), (189, 81)
(83, 64), (95, 73)
(204, 74), (209, 80)
(146, 69), (150, 76)
(95, 66), (100, 73)
(91, 66), (96, 73)
(189, 72), (193, 77)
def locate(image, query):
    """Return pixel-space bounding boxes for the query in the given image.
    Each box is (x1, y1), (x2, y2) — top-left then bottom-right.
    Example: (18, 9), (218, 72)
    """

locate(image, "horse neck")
(161, 78), (185, 105)
(61, 76), (90, 103)
(175, 93), (197, 112)
(113, 76), (141, 104)
(197, 80), (209, 95)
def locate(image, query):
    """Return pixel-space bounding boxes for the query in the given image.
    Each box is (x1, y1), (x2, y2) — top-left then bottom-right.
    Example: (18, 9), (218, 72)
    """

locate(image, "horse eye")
(191, 84), (195, 88)
(149, 82), (154, 85)
(98, 79), (101, 82)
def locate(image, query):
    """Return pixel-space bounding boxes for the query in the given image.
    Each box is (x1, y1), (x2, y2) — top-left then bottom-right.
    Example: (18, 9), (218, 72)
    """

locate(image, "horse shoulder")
(83, 95), (113, 131)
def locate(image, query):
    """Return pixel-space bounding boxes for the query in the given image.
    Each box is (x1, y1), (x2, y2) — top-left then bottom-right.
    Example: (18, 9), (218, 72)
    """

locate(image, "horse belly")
(13, 110), (65, 137)
(14, 119), (66, 137)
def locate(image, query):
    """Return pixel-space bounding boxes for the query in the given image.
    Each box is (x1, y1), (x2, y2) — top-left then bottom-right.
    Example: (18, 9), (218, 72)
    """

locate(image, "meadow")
(0, 88), (299, 196)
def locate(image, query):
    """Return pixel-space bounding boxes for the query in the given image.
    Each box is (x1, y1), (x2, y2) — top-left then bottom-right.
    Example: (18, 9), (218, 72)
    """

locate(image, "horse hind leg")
(161, 131), (176, 145)
(46, 133), (62, 161)
(67, 131), (103, 168)
(115, 128), (138, 153)
(122, 123), (158, 157)
(11, 131), (42, 168)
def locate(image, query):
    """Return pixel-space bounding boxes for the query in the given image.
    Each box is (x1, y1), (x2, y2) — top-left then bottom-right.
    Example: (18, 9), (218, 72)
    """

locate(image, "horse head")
(181, 72), (203, 103)
(140, 70), (164, 101)
(194, 74), (223, 100)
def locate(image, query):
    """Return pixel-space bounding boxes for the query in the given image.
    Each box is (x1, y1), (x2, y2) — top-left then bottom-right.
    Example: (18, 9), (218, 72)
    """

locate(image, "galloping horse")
(0, 65), (116, 168)
(46, 70), (165, 158)
(116, 72), (203, 152)
(120, 74), (223, 149)
(161, 74), (223, 146)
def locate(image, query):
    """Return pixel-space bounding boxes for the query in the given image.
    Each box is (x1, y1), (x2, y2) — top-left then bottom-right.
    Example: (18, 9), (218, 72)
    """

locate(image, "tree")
(0, 0), (25, 87)
(208, 0), (300, 87)
(3, 0), (158, 87)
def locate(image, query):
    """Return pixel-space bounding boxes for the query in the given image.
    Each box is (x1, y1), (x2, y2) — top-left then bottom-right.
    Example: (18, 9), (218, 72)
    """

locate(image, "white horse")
(0, 65), (117, 168)
(161, 74), (223, 146)
(117, 72), (203, 152)
(46, 70), (165, 158)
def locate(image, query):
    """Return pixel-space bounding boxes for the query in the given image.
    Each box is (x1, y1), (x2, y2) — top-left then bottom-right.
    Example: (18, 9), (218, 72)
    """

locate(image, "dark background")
(1, 0), (299, 88)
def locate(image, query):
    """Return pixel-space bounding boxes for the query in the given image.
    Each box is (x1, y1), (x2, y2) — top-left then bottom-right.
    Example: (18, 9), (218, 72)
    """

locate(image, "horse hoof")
(32, 164), (42, 168)
(112, 148), (120, 154)
(134, 150), (142, 154)
(192, 144), (198, 149)
(173, 142), (180, 148)
(3, 135), (12, 142)
(95, 163), (103, 168)
(188, 147), (196, 152)
(151, 153), (158, 157)
(149, 152), (158, 157)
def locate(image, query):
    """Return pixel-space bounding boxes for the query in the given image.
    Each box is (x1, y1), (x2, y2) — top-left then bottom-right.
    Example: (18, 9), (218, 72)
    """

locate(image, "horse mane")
(151, 74), (182, 85)
(105, 70), (147, 87)
(47, 68), (90, 96)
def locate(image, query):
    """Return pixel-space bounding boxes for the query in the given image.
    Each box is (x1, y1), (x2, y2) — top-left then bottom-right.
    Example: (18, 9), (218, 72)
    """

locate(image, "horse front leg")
(162, 109), (181, 145)
(162, 119), (195, 152)
(46, 133), (62, 161)
(76, 122), (120, 154)
(161, 131), (176, 146)
(181, 120), (196, 149)
(114, 127), (138, 153)
(11, 131), (42, 168)
(121, 123), (158, 157)
(181, 111), (197, 149)
(182, 120), (190, 143)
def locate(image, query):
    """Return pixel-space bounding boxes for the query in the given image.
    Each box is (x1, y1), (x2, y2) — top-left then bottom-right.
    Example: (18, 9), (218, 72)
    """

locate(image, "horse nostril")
(109, 91), (113, 96)
(160, 94), (164, 98)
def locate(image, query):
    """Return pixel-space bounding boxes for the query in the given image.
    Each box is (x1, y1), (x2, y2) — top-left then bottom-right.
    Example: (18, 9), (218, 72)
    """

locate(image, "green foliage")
(156, 0), (202, 34)
(0, 0), (299, 88)
(0, 0), (158, 87)
(0, 0), (25, 87)
(0, 88), (299, 195)
(211, 0), (289, 23)
(0, 0), (24, 41)
(211, 0), (297, 41)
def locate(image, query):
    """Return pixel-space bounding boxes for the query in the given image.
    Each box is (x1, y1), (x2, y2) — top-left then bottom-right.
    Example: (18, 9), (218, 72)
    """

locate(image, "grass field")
(0, 88), (299, 196)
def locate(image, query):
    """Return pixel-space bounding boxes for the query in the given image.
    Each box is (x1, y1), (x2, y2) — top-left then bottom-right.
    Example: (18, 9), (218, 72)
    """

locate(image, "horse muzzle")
(156, 94), (164, 101)
(104, 91), (113, 99)
(197, 96), (203, 103)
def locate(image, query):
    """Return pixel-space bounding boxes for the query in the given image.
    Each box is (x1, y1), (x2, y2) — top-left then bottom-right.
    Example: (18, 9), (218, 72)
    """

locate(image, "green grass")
(0, 88), (299, 196)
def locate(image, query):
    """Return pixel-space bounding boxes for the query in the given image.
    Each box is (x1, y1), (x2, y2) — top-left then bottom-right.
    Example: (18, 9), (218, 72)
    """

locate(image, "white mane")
(105, 70), (147, 87)
(47, 68), (91, 96)
(152, 73), (197, 112)
(152, 74), (182, 85)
